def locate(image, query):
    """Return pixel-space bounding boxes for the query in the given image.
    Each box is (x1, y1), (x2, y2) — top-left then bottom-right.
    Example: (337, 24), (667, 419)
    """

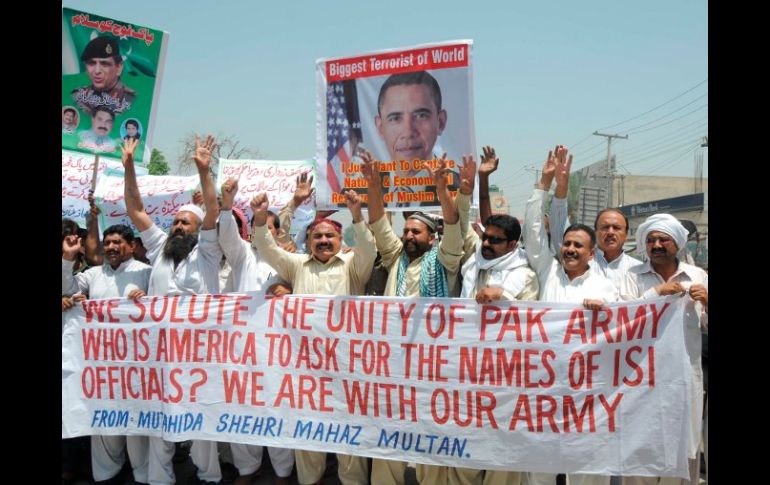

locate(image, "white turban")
(635, 213), (688, 254)
(177, 204), (205, 223)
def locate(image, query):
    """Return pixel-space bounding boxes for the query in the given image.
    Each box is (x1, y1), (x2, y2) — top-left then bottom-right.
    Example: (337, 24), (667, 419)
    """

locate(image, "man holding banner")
(122, 136), (224, 484)
(251, 189), (376, 485)
(524, 146), (618, 485)
(62, 224), (152, 484)
(620, 214), (708, 485)
(362, 149), (475, 484)
(218, 177), (296, 485)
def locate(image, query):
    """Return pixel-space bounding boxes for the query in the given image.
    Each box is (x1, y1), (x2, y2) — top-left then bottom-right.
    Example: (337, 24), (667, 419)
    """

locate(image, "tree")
(176, 132), (264, 175)
(147, 148), (170, 175)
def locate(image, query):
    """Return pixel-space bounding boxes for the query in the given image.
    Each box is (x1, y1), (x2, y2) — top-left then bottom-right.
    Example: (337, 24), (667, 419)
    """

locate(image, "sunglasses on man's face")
(481, 234), (508, 244)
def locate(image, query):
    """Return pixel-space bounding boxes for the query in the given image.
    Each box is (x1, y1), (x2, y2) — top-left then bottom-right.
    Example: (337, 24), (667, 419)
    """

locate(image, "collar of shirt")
(104, 257), (136, 274)
(638, 259), (696, 282)
(557, 264), (592, 285)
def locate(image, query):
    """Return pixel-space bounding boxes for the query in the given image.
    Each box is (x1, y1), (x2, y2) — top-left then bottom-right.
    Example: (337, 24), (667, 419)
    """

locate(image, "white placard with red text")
(62, 294), (691, 478)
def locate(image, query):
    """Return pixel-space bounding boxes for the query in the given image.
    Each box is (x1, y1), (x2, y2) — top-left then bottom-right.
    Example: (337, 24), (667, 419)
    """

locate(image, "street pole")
(593, 131), (628, 207)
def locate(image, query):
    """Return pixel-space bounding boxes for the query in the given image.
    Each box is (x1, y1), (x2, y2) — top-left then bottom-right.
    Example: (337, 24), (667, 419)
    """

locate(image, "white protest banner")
(217, 159), (316, 235)
(315, 40), (478, 211)
(62, 294), (690, 478)
(62, 149), (147, 226)
(93, 170), (199, 235)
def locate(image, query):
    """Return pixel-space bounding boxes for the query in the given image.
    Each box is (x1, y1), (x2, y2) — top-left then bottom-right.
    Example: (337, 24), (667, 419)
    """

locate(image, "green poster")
(62, 8), (169, 164)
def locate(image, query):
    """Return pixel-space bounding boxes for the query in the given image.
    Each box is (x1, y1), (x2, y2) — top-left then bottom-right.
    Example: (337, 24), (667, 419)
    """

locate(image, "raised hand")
(193, 135), (217, 172)
(459, 154), (477, 195)
(220, 177), (239, 210)
(553, 145), (573, 189)
(479, 146), (499, 177)
(344, 189), (363, 222)
(250, 193), (270, 214)
(293, 172), (315, 206)
(540, 146), (558, 190)
(360, 150), (381, 186)
(423, 153), (449, 192)
(62, 234), (81, 260)
(87, 190), (101, 217)
(192, 190), (204, 207)
(119, 137), (139, 168)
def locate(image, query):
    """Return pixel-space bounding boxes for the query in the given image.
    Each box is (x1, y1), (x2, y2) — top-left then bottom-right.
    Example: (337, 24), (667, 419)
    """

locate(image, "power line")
(621, 93), (708, 133)
(627, 104), (708, 135)
(596, 78), (708, 131)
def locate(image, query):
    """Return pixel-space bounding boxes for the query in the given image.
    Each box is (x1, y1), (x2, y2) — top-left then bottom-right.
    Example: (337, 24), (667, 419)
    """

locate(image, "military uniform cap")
(81, 36), (121, 61)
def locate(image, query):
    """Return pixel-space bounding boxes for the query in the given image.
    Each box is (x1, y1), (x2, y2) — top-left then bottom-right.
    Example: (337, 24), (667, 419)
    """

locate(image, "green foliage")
(148, 148), (170, 175)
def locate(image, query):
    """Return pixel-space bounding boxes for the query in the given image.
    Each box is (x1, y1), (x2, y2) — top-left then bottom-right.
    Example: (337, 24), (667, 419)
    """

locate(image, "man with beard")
(122, 135), (223, 485)
(619, 214), (708, 485)
(62, 224), (152, 484)
(361, 149), (474, 485)
(218, 177), (295, 485)
(251, 189), (376, 485)
(524, 146), (617, 485)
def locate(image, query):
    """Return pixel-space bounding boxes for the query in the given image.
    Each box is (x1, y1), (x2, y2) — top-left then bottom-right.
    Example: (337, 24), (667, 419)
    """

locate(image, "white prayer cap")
(177, 204), (204, 223)
(635, 213), (688, 254)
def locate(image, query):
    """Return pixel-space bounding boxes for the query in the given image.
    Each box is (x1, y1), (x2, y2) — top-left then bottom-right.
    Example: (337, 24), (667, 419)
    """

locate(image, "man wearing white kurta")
(549, 197), (643, 290)
(619, 214), (708, 485)
(524, 146), (617, 485)
(461, 214), (539, 485)
(218, 178), (295, 485)
(123, 136), (224, 485)
(62, 224), (152, 484)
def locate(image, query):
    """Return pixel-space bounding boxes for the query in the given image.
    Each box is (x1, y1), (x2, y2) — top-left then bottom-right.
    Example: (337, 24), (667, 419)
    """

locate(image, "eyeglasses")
(646, 236), (674, 245)
(482, 234), (508, 244)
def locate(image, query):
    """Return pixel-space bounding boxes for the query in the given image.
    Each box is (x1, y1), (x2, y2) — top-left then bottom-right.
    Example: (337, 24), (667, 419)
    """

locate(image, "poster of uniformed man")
(62, 8), (168, 163)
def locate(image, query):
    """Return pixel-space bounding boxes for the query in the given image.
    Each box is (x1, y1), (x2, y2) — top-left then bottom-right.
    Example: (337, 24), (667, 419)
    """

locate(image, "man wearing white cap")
(121, 136), (224, 485)
(361, 148), (476, 485)
(620, 214), (708, 485)
(524, 146), (617, 485)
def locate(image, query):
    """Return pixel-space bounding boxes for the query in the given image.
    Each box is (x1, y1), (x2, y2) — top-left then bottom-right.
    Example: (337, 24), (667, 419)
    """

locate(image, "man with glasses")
(619, 214), (708, 485)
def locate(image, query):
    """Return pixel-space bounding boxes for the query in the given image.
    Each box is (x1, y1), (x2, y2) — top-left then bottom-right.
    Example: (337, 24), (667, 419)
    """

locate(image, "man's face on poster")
(375, 83), (447, 163)
(63, 111), (75, 125)
(85, 56), (123, 91)
(126, 123), (138, 137)
(92, 110), (114, 137)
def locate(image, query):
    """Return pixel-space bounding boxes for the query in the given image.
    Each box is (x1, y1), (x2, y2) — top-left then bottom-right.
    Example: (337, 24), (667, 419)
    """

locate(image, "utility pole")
(695, 136), (707, 193)
(524, 165), (540, 187)
(593, 131), (628, 207)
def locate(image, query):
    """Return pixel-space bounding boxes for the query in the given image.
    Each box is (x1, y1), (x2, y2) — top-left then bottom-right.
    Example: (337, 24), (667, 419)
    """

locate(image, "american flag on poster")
(326, 82), (350, 193)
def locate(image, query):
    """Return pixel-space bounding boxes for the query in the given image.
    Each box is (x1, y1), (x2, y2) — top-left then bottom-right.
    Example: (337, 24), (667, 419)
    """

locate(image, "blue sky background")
(63, 0), (708, 218)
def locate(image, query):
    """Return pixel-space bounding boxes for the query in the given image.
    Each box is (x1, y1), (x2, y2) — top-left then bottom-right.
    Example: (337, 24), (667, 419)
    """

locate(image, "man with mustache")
(619, 214), (708, 485)
(524, 146), (617, 485)
(62, 224), (152, 484)
(251, 189), (376, 485)
(71, 36), (135, 116)
(547, 157), (642, 289)
(218, 177), (296, 485)
(361, 149), (474, 485)
(122, 135), (224, 485)
(78, 106), (117, 153)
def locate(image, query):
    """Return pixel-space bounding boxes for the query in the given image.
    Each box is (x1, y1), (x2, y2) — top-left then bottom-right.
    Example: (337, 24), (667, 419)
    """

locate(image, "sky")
(63, 0), (708, 219)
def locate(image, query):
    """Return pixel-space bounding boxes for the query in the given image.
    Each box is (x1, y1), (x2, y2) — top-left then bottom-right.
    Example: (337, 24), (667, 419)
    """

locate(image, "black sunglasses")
(482, 234), (508, 244)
